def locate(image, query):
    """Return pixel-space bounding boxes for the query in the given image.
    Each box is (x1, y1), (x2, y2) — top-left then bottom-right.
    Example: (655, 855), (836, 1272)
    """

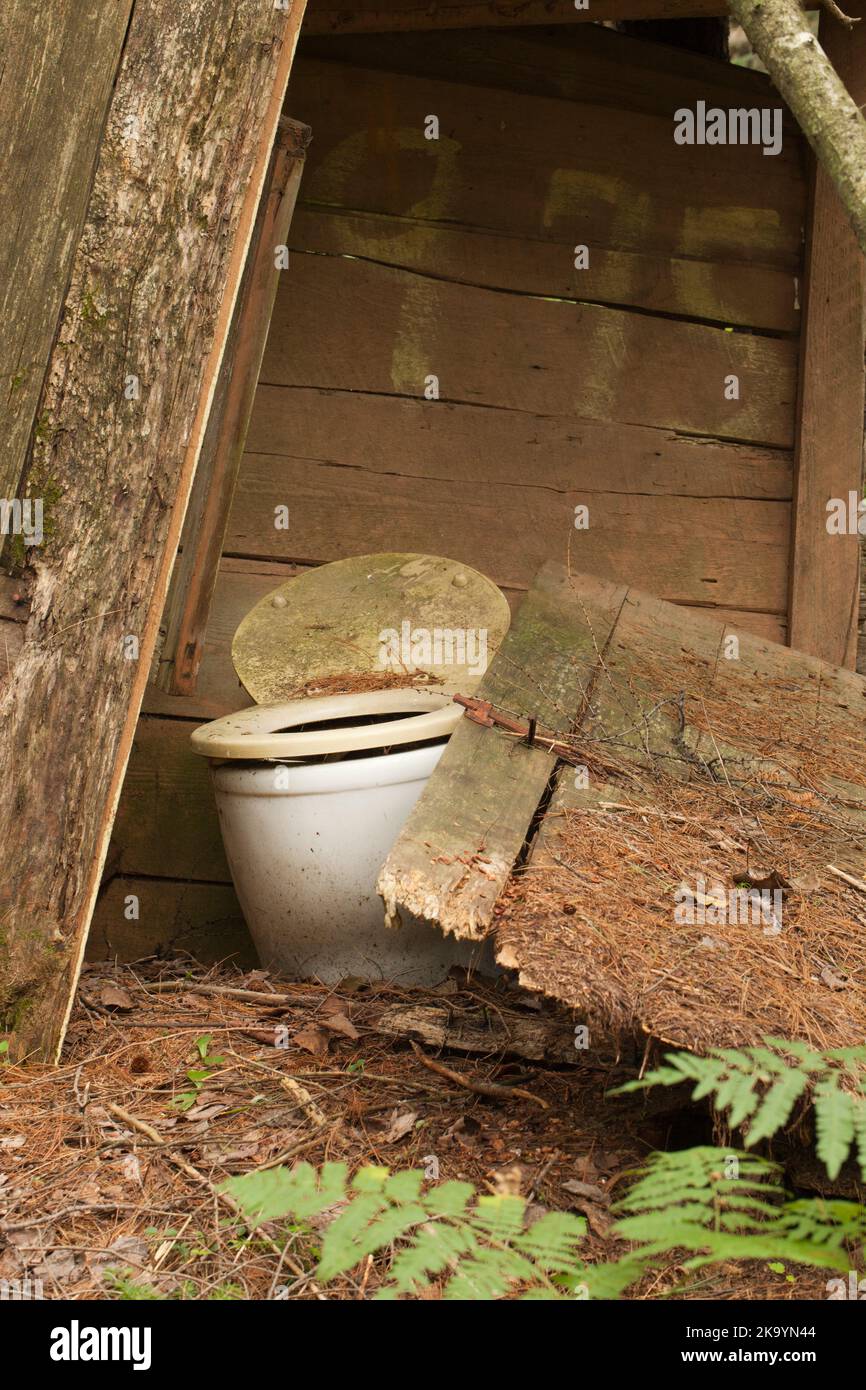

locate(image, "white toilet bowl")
(191, 689), (480, 983)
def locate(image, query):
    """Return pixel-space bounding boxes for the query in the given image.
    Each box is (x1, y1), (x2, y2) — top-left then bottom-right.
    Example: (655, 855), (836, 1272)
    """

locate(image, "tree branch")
(729, 0), (866, 255)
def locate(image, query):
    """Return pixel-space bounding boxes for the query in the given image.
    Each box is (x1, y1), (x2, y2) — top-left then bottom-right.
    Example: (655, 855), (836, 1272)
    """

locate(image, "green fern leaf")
(611, 1063), (691, 1094)
(851, 1096), (866, 1179)
(469, 1194), (526, 1244)
(762, 1036), (824, 1070)
(814, 1077), (855, 1180)
(380, 1222), (475, 1297)
(444, 1246), (537, 1300)
(745, 1067), (809, 1145)
(318, 1198), (427, 1281)
(779, 1197), (866, 1249)
(420, 1179), (475, 1218)
(514, 1211), (587, 1274)
(223, 1159), (347, 1224)
(717, 1068), (762, 1126)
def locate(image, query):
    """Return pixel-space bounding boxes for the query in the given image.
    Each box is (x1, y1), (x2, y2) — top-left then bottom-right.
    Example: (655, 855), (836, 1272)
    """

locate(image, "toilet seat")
(189, 688), (461, 761)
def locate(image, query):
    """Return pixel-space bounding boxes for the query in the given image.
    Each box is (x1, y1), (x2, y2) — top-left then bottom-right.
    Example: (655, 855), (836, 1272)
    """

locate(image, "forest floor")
(0, 958), (834, 1301)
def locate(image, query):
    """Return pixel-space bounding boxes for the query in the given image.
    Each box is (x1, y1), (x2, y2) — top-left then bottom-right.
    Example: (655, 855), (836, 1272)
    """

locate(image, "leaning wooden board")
(378, 565), (628, 935)
(0, 1), (135, 503)
(0, 0), (306, 1062)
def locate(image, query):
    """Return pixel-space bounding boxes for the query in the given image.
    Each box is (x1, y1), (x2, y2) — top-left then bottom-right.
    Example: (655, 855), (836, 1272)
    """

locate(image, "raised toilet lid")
(190, 688), (461, 761)
(231, 552), (511, 705)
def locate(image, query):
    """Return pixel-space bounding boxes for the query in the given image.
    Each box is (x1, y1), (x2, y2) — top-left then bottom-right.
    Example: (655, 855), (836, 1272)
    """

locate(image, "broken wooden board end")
(377, 562), (626, 939)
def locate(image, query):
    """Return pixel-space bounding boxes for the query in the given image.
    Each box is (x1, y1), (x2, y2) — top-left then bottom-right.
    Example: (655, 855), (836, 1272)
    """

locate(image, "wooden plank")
(787, 6), (866, 669)
(292, 204), (799, 333)
(495, 581), (866, 1048)
(0, 0), (306, 1063)
(288, 56), (804, 268)
(261, 255), (797, 446)
(88, 877), (254, 968)
(377, 565), (627, 938)
(144, 559), (305, 720)
(158, 116), (311, 697)
(0, 0), (134, 501)
(247, 384), (793, 500)
(298, 22), (786, 123)
(113, 719), (231, 883)
(302, 0), (729, 35)
(232, 448), (790, 609)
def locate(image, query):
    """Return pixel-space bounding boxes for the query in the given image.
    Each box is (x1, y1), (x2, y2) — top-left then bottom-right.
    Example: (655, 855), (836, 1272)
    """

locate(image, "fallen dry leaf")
(91, 981), (135, 1011)
(820, 966), (848, 991)
(291, 1025), (330, 1058)
(562, 1178), (608, 1203)
(120, 1153), (143, 1185)
(320, 1013), (359, 1041)
(378, 1109), (418, 1145)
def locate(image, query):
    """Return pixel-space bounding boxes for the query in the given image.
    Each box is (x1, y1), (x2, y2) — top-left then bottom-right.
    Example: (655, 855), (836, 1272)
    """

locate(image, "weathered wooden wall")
(92, 23), (809, 964)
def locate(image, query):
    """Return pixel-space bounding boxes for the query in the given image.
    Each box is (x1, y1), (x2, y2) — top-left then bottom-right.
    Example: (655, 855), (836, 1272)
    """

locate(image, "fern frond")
(224, 1159), (348, 1224)
(744, 1067), (809, 1145)
(380, 1222), (475, 1297)
(813, 1077), (856, 1181)
(612, 1039), (866, 1179)
(513, 1211), (587, 1274)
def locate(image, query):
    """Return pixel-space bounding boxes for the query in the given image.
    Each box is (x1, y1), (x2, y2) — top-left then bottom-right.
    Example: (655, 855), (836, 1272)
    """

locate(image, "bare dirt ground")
(0, 959), (832, 1301)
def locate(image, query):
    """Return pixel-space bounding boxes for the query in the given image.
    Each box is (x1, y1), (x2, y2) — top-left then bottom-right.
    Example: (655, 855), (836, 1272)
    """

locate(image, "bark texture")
(0, 0), (305, 1061)
(0, 1), (134, 502)
(729, 0), (866, 255)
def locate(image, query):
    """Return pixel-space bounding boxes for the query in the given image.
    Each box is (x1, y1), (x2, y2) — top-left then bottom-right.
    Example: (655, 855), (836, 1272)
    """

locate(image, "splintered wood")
(378, 566), (627, 937)
(379, 564), (866, 1052)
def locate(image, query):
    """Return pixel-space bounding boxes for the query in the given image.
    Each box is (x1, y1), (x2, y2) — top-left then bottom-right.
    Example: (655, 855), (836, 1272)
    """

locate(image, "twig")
(827, 864), (866, 895)
(819, 0), (860, 30)
(139, 980), (313, 1006)
(409, 1042), (549, 1109)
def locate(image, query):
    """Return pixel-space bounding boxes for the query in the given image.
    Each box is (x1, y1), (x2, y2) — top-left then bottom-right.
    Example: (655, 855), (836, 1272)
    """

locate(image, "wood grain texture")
(231, 447), (790, 609)
(0, 0), (134, 501)
(302, 0), (729, 35)
(246, 384), (793, 499)
(291, 205), (799, 333)
(298, 22), (785, 123)
(140, 557), (786, 724)
(382, 564), (866, 948)
(787, 5), (866, 668)
(158, 116), (311, 697)
(495, 580), (866, 1042)
(88, 877), (253, 967)
(113, 718), (232, 884)
(260, 254), (797, 446)
(0, 0), (306, 1061)
(288, 55), (804, 268)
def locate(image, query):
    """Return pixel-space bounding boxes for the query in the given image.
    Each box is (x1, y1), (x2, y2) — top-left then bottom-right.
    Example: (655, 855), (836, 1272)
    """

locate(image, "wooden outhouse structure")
(1, 0), (864, 1057)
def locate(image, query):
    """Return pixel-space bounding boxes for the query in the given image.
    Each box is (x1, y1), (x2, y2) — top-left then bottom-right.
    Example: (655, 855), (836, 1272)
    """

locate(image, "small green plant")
(611, 1147), (864, 1273)
(613, 1038), (866, 1179)
(223, 1038), (866, 1299)
(170, 1034), (225, 1112)
(105, 1270), (245, 1301)
(226, 1162), (608, 1300)
(225, 1150), (864, 1299)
